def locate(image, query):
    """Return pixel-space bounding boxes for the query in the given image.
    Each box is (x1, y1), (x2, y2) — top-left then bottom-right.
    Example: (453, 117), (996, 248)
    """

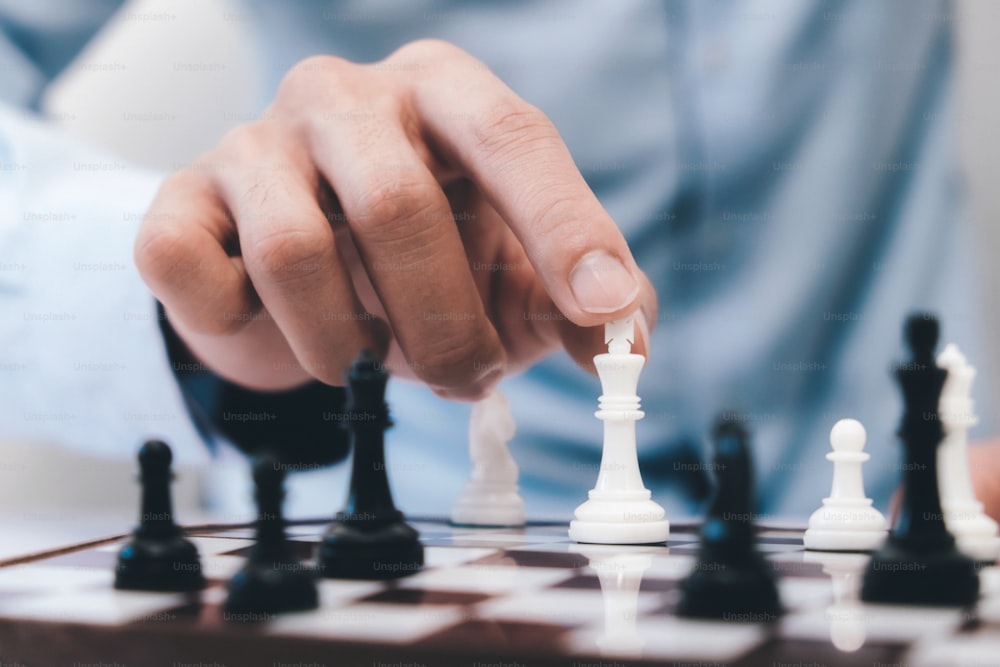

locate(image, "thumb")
(558, 272), (658, 375)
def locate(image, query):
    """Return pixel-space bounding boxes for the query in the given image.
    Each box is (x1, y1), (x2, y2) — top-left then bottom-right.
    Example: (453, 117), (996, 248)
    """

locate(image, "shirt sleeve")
(0, 103), (352, 466)
(158, 302), (351, 466)
(0, 103), (211, 463)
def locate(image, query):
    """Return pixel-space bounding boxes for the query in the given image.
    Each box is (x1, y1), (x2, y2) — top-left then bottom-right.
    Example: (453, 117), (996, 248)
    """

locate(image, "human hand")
(135, 39), (656, 398)
(968, 439), (1000, 523)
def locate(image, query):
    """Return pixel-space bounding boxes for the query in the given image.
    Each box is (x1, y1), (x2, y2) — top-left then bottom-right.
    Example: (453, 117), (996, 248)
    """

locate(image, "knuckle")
(472, 100), (557, 161)
(251, 229), (332, 284)
(202, 308), (254, 337)
(527, 191), (591, 241)
(351, 177), (440, 242)
(281, 55), (355, 95)
(156, 168), (203, 195)
(134, 225), (189, 283)
(411, 328), (494, 389)
(215, 122), (278, 162)
(292, 350), (337, 384)
(389, 38), (467, 65)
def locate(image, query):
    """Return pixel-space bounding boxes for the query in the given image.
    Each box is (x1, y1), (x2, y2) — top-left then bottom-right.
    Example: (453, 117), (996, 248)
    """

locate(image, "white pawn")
(450, 390), (526, 527)
(803, 419), (887, 552)
(937, 343), (1000, 562)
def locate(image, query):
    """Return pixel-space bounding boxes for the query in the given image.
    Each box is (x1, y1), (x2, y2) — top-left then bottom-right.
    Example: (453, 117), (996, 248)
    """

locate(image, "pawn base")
(954, 533), (1000, 564)
(451, 488), (526, 527)
(319, 520), (424, 580)
(803, 527), (887, 552)
(861, 539), (980, 606)
(676, 555), (783, 623)
(569, 518), (669, 545)
(946, 509), (1000, 563)
(569, 496), (669, 544)
(115, 534), (205, 592)
(224, 563), (318, 618)
(803, 500), (888, 552)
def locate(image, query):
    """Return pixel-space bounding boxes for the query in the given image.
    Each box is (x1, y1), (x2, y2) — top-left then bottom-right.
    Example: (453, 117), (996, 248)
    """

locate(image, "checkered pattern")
(0, 521), (995, 666)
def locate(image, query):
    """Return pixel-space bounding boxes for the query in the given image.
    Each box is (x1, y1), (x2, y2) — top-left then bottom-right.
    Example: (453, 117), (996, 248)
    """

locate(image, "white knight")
(451, 390), (525, 527)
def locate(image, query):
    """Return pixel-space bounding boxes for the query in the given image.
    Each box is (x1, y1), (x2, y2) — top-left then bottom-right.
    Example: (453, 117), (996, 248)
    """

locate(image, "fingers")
(968, 441), (1000, 522)
(140, 42), (655, 398)
(559, 274), (658, 371)
(212, 125), (388, 385)
(388, 40), (644, 328)
(136, 170), (313, 390)
(457, 195), (657, 377)
(314, 120), (504, 396)
(135, 170), (255, 335)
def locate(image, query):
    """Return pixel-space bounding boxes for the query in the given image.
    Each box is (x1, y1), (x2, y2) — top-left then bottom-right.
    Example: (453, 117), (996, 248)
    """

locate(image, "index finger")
(391, 40), (644, 327)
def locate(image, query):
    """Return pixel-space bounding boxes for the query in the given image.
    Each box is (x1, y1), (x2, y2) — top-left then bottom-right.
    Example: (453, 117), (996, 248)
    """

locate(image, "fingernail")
(569, 251), (639, 314)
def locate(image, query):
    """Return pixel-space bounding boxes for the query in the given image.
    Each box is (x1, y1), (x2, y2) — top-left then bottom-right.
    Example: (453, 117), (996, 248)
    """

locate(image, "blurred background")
(2, 0), (996, 537)
(41, 0), (1000, 376)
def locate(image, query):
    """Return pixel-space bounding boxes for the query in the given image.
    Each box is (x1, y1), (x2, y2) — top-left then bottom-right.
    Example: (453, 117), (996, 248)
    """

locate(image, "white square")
(0, 565), (112, 592)
(397, 564), (572, 593)
(267, 602), (464, 643)
(478, 588), (661, 625)
(0, 588), (191, 625)
(780, 603), (966, 644)
(566, 616), (766, 661)
(424, 546), (499, 569)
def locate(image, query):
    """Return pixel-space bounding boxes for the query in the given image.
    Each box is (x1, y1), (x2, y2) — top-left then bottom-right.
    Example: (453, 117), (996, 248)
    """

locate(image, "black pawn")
(318, 350), (424, 580)
(861, 314), (979, 606)
(676, 417), (783, 622)
(115, 440), (205, 592)
(224, 456), (318, 618)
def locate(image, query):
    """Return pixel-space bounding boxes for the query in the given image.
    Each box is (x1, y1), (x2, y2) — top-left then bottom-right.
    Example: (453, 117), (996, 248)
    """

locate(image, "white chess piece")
(937, 343), (1000, 562)
(803, 419), (887, 551)
(569, 316), (669, 544)
(450, 390), (526, 527)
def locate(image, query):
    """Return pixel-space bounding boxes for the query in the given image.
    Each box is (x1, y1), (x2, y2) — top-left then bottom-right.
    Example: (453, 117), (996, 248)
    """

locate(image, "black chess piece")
(224, 455), (318, 618)
(675, 416), (783, 622)
(861, 313), (980, 606)
(115, 440), (205, 592)
(318, 350), (424, 580)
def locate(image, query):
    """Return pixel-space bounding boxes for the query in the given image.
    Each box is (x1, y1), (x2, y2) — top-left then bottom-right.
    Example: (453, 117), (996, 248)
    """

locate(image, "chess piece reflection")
(803, 551), (868, 652)
(573, 547), (652, 656)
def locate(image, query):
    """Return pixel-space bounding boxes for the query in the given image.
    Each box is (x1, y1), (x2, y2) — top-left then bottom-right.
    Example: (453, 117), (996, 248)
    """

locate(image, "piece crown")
(830, 418), (866, 453)
(938, 343), (975, 400)
(347, 348), (389, 416)
(605, 317), (635, 355)
(905, 313), (939, 362)
(138, 439), (172, 477)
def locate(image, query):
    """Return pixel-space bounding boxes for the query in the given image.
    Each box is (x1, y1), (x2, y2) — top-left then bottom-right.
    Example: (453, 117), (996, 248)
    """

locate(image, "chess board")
(0, 520), (997, 667)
